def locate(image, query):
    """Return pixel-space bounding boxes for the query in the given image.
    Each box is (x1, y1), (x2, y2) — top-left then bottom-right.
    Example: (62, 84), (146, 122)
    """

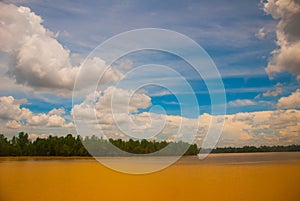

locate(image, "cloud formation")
(72, 87), (155, 139)
(71, 90), (300, 146)
(0, 95), (73, 129)
(1, 93), (299, 147)
(0, 3), (77, 91)
(277, 89), (300, 108)
(26, 110), (73, 128)
(0, 1), (299, 148)
(0, 96), (32, 120)
(0, 3), (123, 96)
(263, 0), (300, 80)
(5, 120), (22, 129)
(201, 109), (300, 147)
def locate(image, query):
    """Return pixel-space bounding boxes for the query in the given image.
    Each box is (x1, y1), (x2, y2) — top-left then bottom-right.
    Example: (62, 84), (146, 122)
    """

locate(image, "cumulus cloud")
(263, 0), (300, 80)
(48, 108), (66, 116)
(27, 113), (49, 126)
(27, 112), (73, 128)
(0, 3), (123, 95)
(0, 3), (78, 91)
(47, 115), (69, 127)
(0, 89), (292, 147)
(5, 120), (22, 129)
(277, 89), (300, 108)
(95, 86), (151, 113)
(72, 89), (300, 146)
(0, 96), (32, 120)
(74, 88), (195, 142)
(0, 95), (73, 129)
(72, 87), (155, 138)
(199, 110), (300, 147)
(75, 57), (124, 93)
(72, 87), (152, 120)
(74, 99), (300, 146)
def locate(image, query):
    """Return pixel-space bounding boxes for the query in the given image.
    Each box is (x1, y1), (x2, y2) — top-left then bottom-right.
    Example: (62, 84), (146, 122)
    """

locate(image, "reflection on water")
(0, 152), (300, 201)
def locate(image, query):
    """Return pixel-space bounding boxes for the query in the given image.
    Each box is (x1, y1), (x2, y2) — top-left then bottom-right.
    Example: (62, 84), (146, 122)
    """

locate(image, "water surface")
(1, 152), (300, 201)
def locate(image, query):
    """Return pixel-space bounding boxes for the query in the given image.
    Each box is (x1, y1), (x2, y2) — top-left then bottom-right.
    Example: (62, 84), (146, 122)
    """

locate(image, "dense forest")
(0, 132), (198, 156)
(0, 132), (300, 156)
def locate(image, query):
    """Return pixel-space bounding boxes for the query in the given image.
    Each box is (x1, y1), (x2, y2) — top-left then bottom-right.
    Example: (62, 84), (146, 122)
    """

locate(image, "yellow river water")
(1, 152), (300, 201)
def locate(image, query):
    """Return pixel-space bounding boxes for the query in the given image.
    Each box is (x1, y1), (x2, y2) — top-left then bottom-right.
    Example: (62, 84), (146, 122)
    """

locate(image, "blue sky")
(7, 0), (294, 113)
(0, 0), (299, 147)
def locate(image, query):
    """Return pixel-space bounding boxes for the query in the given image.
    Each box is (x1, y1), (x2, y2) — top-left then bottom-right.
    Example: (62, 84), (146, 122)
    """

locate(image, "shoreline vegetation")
(1, 132), (300, 156)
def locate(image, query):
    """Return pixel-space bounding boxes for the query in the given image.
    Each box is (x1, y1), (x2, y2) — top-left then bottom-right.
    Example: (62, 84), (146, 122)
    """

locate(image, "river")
(1, 152), (300, 201)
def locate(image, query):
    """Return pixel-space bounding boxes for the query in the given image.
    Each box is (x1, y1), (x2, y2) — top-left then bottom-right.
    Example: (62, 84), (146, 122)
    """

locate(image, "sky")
(0, 0), (299, 147)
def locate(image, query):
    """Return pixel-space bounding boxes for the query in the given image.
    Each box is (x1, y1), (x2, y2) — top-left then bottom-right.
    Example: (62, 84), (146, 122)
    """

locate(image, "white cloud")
(0, 95), (73, 129)
(75, 57), (124, 94)
(72, 87), (152, 122)
(263, 0), (300, 80)
(48, 108), (66, 116)
(72, 87), (154, 138)
(27, 112), (74, 128)
(46, 115), (65, 127)
(5, 120), (22, 129)
(0, 3), (79, 91)
(1, 93), (298, 146)
(228, 99), (256, 107)
(277, 89), (300, 108)
(0, 96), (32, 120)
(47, 115), (71, 127)
(72, 89), (300, 147)
(0, 3), (123, 96)
(0, 1), (299, 147)
(199, 110), (300, 147)
(96, 86), (151, 113)
(27, 113), (49, 126)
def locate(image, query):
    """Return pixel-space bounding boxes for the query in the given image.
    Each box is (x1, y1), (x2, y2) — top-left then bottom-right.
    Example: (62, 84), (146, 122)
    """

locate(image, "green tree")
(0, 134), (10, 156)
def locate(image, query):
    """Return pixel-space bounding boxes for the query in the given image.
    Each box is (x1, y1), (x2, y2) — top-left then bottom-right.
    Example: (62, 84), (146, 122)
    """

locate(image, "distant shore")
(1, 132), (300, 156)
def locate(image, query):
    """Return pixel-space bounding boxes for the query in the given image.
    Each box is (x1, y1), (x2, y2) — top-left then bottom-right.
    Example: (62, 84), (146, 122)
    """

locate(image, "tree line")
(211, 145), (300, 153)
(0, 132), (198, 156)
(0, 132), (299, 156)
